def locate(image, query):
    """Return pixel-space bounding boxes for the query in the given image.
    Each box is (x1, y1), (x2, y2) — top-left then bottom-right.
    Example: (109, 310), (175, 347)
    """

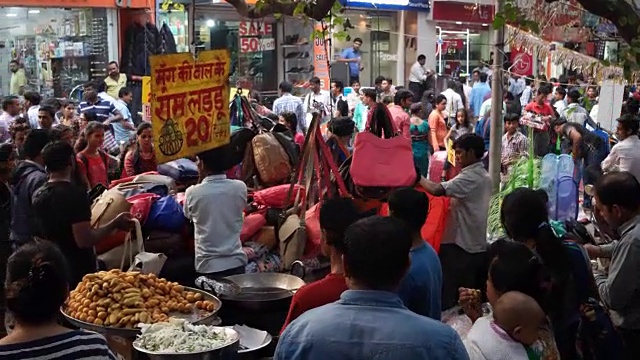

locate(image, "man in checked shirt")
(501, 112), (528, 178)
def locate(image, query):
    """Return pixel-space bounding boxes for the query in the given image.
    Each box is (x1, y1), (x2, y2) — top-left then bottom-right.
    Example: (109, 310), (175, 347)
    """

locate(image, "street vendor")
(184, 146), (248, 278)
(418, 134), (492, 310)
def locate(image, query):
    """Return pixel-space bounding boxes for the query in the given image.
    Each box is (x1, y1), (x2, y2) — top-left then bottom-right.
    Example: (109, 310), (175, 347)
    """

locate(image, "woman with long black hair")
(501, 187), (602, 359)
(120, 122), (157, 177)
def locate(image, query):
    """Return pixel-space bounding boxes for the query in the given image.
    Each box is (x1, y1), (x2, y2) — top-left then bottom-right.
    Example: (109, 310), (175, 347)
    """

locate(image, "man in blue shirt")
(338, 38), (363, 84)
(389, 188), (443, 320)
(469, 72), (491, 120)
(276, 216), (468, 360)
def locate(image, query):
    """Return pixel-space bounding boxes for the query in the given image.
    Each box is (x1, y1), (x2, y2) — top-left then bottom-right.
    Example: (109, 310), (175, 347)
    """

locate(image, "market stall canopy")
(506, 25), (623, 80)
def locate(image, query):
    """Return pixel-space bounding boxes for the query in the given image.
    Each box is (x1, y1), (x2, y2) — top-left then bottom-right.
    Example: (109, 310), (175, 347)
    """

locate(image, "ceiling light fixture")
(28, 9), (41, 14)
(455, 21), (462, 25)
(6, 13), (17, 17)
(482, 23), (488, 27)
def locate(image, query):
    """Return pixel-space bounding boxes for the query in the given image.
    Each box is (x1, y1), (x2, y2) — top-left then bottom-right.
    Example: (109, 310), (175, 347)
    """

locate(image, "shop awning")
(339, 0), (430, 12)
(507, 25), (623, 80)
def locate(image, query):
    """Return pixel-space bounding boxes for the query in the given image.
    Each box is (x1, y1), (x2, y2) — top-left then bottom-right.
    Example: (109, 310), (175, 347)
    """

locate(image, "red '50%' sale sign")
(240, 37), (275, 53)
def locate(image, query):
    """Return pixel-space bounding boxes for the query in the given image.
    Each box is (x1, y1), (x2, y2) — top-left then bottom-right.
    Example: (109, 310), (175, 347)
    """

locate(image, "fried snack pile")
(64, 270), (218, 329)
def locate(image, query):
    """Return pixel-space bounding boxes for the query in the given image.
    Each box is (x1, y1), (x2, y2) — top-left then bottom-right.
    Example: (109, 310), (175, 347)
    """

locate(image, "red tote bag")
(350, 104), (415, 188)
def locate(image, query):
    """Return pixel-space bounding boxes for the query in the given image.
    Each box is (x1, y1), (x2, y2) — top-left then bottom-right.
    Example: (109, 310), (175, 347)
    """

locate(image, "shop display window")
(158, 9), (190, 53)
(332, 12), (398, 87)
(194, 18), (277, 92)
(283, 19), (314, 96)
(0, 7), (110, 98)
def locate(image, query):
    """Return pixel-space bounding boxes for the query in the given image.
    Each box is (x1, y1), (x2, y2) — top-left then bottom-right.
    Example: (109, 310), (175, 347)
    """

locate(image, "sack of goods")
(91, 174), (189, 271)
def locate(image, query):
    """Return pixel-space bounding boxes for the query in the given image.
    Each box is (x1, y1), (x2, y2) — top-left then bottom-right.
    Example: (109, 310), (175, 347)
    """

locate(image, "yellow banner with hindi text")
(150, 50), (231, 164)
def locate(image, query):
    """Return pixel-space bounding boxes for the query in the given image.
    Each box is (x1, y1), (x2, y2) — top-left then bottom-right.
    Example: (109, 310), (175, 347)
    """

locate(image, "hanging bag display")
(350, 103), (415, 188)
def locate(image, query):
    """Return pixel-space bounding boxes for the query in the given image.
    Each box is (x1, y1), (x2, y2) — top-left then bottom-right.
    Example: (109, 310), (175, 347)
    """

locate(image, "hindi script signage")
(150, 50), (231, 164)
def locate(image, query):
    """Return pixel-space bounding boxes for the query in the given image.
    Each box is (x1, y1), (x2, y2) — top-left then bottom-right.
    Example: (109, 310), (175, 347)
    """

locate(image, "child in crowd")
(501, 113), (528, 179)
(75, 121), (110, 189)
(465, 291), (547, 360)
(442, 108), (474, 180)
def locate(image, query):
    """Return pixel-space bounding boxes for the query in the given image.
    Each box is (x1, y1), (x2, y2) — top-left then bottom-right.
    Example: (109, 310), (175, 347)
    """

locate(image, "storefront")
(0, 0), (150, 98)
(335, 0), (430, 86)
(192, 1), (278, 93)
(157, 0), (190, 53)
(431, 0), (494, 76)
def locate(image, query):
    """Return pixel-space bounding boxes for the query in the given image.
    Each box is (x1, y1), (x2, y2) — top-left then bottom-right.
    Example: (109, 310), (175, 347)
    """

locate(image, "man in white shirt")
(23, 92), (41, 129)
(508, 74), (525, 98)
(303, 77), (331, 129)
(602, 115), (640, 183)
(408, 54), (428, 102)
(553, 87), (567, 115)
(184, 146), (248, 278)
(441, 80), (464, 126)
(0, 96), (20, 143)
(520, 78), (533, 108)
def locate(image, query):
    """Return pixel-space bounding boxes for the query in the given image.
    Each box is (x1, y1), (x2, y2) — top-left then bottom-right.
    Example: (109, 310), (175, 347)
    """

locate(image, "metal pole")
(488, 0), (504, 193)
(466, 28), (470, 77)
(437, 27), (442, 75)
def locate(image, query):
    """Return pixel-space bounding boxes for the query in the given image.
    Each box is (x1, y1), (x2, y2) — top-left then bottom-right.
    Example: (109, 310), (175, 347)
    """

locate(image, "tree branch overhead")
(225, 0), (338, 21)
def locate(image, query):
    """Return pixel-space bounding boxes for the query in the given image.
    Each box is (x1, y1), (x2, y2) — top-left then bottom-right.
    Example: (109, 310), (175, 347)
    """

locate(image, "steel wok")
(219, 273), (305, 311)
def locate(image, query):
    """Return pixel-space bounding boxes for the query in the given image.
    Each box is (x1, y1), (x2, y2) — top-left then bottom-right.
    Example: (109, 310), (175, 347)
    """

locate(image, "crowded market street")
(0, 0), (639, 359)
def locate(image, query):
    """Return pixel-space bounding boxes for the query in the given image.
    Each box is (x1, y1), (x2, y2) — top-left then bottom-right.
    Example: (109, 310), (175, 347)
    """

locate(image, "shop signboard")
(509, 47), (533, 77)
(141, 76), (151, 122)
(239, 21), (275, 53)
(433, 2), (494, 23)
(340, 0), (430, 12)
(313, 23), (330, 91)
(150, 50), (231, 164)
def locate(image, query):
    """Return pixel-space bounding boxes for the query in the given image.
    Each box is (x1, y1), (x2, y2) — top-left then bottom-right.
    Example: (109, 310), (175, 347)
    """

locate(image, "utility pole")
(488, 0), (505, 193)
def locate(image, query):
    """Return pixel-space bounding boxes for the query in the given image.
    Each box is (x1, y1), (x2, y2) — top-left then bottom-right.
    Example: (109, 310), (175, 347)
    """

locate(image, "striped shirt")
(0, 330), (116, 359)
(78, 99), (116, 122)
(272, 93), (305, 133)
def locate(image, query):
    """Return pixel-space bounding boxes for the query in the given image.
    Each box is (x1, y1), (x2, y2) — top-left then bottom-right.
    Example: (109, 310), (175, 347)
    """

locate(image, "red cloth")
(379, 187), (449, 253)
(294, 132), (305, 149)
(281, 273), (348, 334)
(77, 151), (108, 188)
(524, 102), (555, 117)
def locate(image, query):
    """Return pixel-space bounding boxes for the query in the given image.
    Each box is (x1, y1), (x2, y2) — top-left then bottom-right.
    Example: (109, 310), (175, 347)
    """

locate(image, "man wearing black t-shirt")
(32, 141), (134, 287)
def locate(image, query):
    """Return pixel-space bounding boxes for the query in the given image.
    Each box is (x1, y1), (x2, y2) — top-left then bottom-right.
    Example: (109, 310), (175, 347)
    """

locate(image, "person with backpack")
(120, 122), (156, 178)
(75, 121), (112, 189)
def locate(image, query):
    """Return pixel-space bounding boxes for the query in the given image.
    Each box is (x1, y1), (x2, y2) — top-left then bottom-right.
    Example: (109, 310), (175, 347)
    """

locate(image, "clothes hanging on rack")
(120, 22), (162, 77)
(160, 22), (178, 54)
